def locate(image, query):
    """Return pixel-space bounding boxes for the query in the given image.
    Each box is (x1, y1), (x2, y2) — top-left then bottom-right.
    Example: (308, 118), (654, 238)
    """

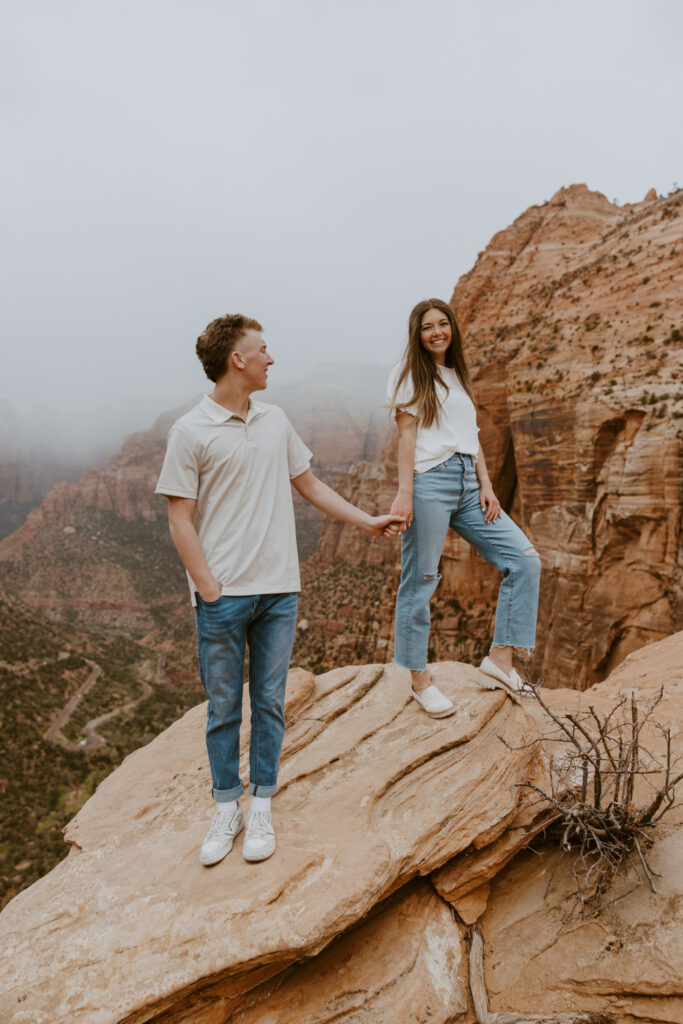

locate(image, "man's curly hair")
(196, 314), (263, 382)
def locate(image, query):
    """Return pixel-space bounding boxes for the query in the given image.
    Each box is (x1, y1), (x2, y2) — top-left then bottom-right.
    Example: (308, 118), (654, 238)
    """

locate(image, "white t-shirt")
(386, 363), (479, 473)
(155, 395), (312, 603)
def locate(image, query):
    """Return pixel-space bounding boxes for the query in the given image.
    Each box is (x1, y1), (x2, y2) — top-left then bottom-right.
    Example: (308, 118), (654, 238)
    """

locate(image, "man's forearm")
(168, 517), (219, 597)
(296, 475), (373, 530)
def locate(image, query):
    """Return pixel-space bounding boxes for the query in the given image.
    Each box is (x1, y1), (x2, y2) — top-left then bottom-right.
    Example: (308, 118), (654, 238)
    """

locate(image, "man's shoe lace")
(208, 809), (238, 838)
(247, 811), (271, 838)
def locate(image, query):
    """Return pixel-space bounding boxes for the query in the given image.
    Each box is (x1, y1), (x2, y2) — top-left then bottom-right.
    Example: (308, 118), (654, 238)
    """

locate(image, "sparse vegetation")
(510, 686), (681, 917)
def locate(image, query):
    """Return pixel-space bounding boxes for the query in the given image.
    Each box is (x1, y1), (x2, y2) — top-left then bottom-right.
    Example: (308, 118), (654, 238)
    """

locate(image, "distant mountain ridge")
(0, 361), (394, 548)
(0, 362), (394, 629)
(0, 398), (89, 540)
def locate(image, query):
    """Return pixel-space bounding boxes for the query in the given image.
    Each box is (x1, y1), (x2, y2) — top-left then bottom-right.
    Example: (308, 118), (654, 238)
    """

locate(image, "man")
(155, 314), (402, 866)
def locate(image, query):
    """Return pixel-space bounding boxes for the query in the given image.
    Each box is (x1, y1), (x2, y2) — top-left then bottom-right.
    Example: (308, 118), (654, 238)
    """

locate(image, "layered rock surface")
(1, 633), (681, 1024)
(0, 661), (526, 1023)
(479, 826), (682, 1023)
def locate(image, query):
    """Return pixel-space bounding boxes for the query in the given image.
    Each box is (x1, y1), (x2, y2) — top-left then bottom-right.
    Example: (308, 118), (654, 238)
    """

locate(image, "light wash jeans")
(195, 592), (298, 801)
(393, 453), (540, 671)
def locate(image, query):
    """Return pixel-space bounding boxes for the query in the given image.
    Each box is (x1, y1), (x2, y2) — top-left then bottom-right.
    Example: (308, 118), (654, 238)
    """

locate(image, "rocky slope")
(0, 576), (201, 909)
(0, 411), (180, 630)
(1, 631), (680, 1024)
(0, 585), (91, 904)
(0, 459), (84, 540)
(311, 185), (683, 687)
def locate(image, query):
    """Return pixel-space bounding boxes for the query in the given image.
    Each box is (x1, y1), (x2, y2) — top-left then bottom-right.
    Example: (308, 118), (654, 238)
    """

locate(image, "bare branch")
(633, 837), (657, 893)
(518, 680), (679, 917)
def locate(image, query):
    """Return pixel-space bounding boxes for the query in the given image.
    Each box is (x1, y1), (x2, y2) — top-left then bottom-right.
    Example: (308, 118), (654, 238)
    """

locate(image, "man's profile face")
(234, 330), (274, 392)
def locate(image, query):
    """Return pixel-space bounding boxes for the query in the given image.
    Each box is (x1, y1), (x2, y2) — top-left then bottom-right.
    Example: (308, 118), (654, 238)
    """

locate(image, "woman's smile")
(420, 308), (452, 364)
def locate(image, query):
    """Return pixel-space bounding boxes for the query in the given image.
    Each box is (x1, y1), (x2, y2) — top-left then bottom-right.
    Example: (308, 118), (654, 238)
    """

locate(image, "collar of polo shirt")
(200, 394), (267, 424)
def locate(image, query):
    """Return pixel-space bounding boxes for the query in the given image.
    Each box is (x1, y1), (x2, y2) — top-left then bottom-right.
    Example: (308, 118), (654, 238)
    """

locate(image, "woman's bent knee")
(521, 546), (541, 581)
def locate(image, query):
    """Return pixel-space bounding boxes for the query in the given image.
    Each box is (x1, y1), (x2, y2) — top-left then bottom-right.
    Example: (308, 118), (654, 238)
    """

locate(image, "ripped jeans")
(393, 453), (541, 671)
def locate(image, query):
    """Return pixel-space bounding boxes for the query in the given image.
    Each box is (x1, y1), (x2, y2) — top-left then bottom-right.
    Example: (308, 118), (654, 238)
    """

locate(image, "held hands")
(479, 479), (501, 523)
(390, 490), (413, 531)
(365, 513), (405, 538)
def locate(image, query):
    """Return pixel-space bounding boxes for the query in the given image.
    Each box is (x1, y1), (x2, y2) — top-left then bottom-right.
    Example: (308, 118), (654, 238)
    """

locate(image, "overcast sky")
(2, 0), (682, 454)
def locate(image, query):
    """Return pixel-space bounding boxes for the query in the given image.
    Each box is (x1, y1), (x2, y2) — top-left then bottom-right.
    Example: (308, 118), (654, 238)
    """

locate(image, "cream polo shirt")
(387, 363), (480, 473)
(155, 395), (312, 604)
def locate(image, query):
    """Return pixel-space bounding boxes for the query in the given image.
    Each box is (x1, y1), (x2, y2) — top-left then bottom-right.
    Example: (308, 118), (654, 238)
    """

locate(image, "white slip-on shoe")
(477, 656), (534, 704)
(200, 805), (245, 866)
(243, 810), (276, 862)
(411, 684), (456, 718)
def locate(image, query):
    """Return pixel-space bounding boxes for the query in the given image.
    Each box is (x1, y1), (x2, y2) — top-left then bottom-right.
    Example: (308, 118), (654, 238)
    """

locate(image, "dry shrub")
(508, 686), (681, 916)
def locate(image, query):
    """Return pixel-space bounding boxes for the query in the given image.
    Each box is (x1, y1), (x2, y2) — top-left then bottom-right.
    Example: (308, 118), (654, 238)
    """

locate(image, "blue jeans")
(393, 453), (541, 671)
(195, 592), (298, 802)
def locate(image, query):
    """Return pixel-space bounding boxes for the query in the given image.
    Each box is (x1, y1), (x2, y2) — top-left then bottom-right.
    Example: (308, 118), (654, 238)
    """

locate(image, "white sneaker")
(477, 656), (534, 703)
(242, 810), (276, 862)
(199, 805), (245, 866)
(411, 684), (456, 718)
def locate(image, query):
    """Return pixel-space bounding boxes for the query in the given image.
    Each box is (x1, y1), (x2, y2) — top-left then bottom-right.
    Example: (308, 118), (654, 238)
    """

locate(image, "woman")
(388, 298), (541, 717)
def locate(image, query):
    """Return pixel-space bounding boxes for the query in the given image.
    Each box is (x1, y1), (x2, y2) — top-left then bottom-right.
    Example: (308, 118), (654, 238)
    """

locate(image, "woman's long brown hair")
(390, 298), (474, 428)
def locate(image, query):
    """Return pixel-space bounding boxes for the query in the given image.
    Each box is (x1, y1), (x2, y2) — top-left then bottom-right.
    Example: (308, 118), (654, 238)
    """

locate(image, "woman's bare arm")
(390, 411), (417, 529)
(475, 446), (501, 523)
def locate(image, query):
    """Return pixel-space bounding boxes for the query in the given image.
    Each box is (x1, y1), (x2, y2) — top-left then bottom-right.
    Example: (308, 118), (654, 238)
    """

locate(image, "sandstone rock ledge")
(1, 640), (682, 1024)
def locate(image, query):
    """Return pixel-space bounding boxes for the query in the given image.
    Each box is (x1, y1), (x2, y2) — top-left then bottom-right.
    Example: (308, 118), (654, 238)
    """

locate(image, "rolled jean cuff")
(248, 781), (279, 797)
(213, 783), (244, 802)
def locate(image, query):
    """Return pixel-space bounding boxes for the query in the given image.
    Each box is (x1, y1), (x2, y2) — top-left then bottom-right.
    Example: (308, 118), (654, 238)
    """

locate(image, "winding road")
(44, 659), (102, 746)
(44, 655), (163, 752)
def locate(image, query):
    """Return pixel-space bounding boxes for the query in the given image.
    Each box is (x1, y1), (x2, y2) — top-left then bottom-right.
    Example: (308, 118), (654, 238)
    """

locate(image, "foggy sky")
(2, 0), (682, 456)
